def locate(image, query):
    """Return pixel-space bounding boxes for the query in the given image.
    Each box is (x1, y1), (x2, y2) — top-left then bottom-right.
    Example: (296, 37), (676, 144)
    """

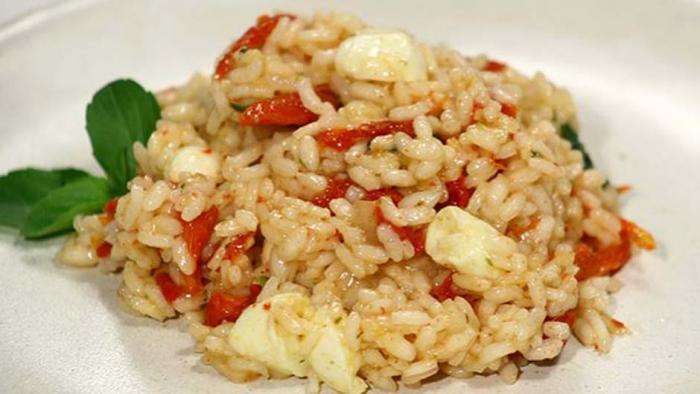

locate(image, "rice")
(57, 10), (654, 394)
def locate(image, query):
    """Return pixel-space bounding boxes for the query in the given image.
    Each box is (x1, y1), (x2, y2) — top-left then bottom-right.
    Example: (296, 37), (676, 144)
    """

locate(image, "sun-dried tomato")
(214, 14), (296, 80)
(316, 120), (414, 151)
(239, 85), (339, 127)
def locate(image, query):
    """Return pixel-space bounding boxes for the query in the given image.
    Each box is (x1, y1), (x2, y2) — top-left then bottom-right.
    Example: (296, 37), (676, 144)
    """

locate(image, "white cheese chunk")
(426, 206), (516, 279)
(228, 293), (310, 377)
(309, 310), (366, 394)
(165, 145), (220, 183)
(335, 28), (427, 82)
(228, 294), (365, 393)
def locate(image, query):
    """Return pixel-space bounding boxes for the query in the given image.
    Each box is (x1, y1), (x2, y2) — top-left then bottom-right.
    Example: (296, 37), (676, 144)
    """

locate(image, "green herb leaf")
(560, 123), (594, 169)
(86, 79), (160, 194)
(20, 176), (112, 239)
(0, 168), (91, 230)
(231, 102), (249, 112)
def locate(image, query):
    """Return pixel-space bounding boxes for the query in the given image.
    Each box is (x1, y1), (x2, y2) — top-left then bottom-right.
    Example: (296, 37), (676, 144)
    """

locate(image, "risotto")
(56, 11), (655, 393)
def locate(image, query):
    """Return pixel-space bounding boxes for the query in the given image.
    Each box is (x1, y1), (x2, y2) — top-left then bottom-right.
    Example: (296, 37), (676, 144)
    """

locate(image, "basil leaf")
(86, 79), (160, 195)
(21, 176), (112, 239)
(0, 168), (91, 230)
(560, 123), (594, 169)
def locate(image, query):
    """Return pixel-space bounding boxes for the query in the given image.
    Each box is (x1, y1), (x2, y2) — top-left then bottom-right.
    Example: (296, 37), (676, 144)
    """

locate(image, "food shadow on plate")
(14, 237), (210, 392)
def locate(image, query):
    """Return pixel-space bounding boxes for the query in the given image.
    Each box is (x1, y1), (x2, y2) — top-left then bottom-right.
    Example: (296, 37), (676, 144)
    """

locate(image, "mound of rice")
(58, 11), (654, 393)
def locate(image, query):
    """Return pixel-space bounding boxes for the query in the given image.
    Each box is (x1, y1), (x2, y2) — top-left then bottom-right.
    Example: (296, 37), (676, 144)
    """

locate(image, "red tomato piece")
(500, 102), (518, 118)
(311, 177), (355, 208)
(239, 85), (339, 127)
(249, 283), (262, 298)
(103, 198), (118, 219)
(430, 274), (457, 301)
(312, 181), (405, 208)
(180, 268), (205, 296)
(214, 14), (296, 80)
(96, 241), (112, 258)
(574, 234), (632, 281)
(204, 284), (262, 327)
(180, 207), (219, 264)
(551, 309), (578, 329)
(574, 218), (654, 281)
(375, 206), (426, 255)
(575, 218), (653, 281)
(483, 60), (507, 72)
(315, 120), (414, 151)
(616, 184), (632, 194)
(363, 188), (404, 204)
(404, 227), (426, 255)
(204, 292), (251, 326)
(430, 273), (479, 304)
(154, 270), (204, 304)
(226, 232), (255, 260)
(438, 175), (474, 209)
(621, 218), (656, 250)
(155, 272), (184, 304)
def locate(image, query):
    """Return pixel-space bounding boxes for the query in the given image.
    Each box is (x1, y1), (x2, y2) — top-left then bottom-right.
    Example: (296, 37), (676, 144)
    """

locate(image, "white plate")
(1, 0), (699, 392)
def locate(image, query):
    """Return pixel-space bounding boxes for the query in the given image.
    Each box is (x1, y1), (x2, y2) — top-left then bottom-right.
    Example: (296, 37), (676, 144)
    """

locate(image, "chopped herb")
(603, 180), (611, 189)
(530, 151), (543, 158)
(232, 102), (249, 112)
(254, 276), (269, 286)
(559, 123), (594, 169)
